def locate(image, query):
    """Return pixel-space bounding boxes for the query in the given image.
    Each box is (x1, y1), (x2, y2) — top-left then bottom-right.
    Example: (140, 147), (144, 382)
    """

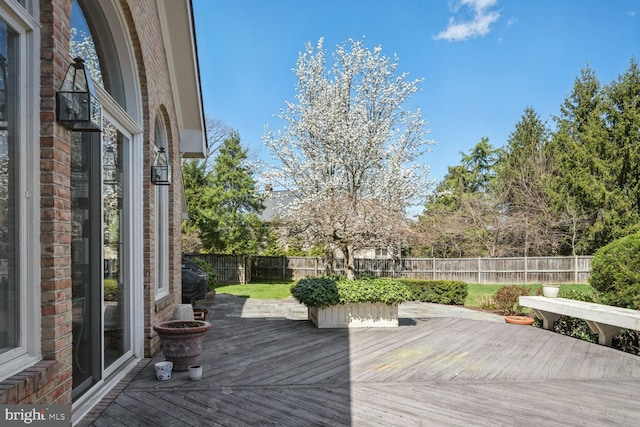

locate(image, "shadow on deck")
(81, 295), (640, 426)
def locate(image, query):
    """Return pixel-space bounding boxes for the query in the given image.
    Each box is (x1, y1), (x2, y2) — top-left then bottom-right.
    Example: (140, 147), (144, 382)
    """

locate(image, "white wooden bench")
(519, 296), (640, 346)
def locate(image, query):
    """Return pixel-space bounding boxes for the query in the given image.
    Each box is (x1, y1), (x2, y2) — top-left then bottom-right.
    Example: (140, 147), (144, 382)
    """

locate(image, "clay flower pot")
(153, 320), (211, 371)
(504, 315), (534, 325)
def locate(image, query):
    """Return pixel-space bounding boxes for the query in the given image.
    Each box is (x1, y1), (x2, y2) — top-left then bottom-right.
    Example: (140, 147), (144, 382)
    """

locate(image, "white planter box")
(308, 303), (399, 328)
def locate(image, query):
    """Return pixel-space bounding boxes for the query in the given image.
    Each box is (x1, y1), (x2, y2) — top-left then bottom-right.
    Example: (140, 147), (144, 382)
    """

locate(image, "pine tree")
(195, 132), (265, 254)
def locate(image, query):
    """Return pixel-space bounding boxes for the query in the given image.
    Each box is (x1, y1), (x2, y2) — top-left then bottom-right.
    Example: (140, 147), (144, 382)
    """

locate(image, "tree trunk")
(343, 244), (356, 280)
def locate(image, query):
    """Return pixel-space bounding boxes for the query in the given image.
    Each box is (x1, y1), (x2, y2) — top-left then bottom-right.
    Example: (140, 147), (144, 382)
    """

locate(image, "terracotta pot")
(504, 315), (534, 325)
(153, 320), (211, 371)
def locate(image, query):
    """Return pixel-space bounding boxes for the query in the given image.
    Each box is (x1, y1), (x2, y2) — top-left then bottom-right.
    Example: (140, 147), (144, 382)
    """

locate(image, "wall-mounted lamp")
(56, 57), (102, 132)
(151, 147), (171, 185)
(103, 145), (119, 185)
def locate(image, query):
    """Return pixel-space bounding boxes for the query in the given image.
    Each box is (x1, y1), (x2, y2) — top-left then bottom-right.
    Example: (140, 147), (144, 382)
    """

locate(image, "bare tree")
(205, 118), (230, 158)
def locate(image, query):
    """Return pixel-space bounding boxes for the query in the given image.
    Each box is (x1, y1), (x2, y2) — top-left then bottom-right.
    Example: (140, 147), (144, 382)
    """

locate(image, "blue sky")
(193, 0), (639, 184)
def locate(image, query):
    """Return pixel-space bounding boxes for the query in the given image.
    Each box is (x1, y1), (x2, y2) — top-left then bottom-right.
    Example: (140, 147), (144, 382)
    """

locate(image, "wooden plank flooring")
(83, 295), (640, 426)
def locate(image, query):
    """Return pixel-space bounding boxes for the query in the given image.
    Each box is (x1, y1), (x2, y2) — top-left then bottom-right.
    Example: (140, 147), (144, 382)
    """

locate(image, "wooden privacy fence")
(184, 254), (593, 284)
(184, 253), (252, 284)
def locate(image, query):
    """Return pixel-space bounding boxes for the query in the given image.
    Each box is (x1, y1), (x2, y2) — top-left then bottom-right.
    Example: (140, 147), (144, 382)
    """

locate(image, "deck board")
(81, 295), (640, 426)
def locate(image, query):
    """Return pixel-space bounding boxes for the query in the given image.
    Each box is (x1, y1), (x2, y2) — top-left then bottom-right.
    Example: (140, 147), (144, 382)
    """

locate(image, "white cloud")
(435, 0), (501, 42)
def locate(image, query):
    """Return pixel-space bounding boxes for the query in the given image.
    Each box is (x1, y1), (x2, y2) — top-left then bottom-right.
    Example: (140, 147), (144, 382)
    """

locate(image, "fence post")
(574, 255), (578, 284)
(432, 257), (436, 280)
(478, 257), (481, 284)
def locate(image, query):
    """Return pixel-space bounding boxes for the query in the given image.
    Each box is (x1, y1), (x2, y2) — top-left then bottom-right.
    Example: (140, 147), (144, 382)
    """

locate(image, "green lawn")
(214, 280), (595, 308)
(215, 280), (294, 299)
(465, 283), (594, 308)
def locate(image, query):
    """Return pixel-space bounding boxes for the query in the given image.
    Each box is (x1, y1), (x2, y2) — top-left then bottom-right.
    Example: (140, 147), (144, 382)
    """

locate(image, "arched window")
(69, 0), (143, 399)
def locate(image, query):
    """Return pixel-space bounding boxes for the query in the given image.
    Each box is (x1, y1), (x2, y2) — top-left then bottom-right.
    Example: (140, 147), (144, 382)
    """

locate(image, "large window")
(70, 0), (140, 399)
(0, 17), (18, 356)
(0, 1), (40, 380)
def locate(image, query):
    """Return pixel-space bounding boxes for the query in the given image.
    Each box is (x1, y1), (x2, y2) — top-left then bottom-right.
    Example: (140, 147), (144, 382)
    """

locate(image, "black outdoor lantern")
(56, 57), (102, 132)
(151, 147), (171, 185)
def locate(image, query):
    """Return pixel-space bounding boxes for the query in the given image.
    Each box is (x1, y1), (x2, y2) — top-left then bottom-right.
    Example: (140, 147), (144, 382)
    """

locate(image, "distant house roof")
(260, 189), (296, 222)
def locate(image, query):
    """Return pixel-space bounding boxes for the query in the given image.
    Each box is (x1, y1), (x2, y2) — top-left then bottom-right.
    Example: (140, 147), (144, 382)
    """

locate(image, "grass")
(214, 280), (595, 307)
(215, 280), (294, 299)
(465, 283), (595, 308)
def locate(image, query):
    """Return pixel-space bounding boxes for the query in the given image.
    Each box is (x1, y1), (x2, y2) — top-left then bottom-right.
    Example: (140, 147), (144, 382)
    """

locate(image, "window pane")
(103, 118), (127, 368)
(0, 19), (19, 352)
(70, 0), (103, 88)
(154, 117), (168, 297)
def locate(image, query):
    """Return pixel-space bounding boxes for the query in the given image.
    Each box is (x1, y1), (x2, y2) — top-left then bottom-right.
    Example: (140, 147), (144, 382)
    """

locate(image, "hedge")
(399, 279), (468, 305)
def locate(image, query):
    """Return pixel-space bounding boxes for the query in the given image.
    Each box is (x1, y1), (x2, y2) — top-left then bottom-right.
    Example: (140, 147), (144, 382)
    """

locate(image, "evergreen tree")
(181, 158), (211, 253)
(199, 132), (265, 254)
(604, 58), (640, 235)
(412, 138), (504, 257)
(182, 118), (230, 253)
(548, 62), (640, 254)
(496, 107), (559, 256)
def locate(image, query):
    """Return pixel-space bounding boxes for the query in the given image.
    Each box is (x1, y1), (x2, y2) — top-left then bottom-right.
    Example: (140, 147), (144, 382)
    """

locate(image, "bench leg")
(532, 309), (562, 330)
(585, 321), (622, 346)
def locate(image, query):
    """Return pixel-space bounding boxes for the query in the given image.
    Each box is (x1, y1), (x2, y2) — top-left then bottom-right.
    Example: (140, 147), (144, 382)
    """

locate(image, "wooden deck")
(81, 295), (640, 426)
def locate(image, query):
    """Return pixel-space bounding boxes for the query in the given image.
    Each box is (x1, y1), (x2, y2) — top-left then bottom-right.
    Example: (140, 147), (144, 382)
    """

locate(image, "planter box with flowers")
(291, 277), (411, 328)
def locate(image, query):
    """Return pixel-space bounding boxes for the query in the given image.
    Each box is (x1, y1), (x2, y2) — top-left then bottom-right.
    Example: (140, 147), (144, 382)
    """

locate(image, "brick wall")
(36, 0), (76, 405)
(119, 0), (184, 357)
(1, 0), (187, 406)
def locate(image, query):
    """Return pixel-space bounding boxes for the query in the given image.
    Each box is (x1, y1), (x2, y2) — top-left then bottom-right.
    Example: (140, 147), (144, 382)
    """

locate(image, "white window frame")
(154, 115), (169, 300)
(0, 0), (41, 381)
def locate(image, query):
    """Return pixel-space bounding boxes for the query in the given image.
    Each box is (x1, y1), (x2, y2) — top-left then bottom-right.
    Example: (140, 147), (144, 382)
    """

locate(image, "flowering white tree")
(263, 38), (433, 279)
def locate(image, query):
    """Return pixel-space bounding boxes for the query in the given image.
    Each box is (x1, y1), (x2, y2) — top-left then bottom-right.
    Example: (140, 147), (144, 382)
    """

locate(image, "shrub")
(337, 277), (411, 306)
(589, 232), (640, 310)
(613, 330), (639, 355)
(479, 296), (497, 311)
(104, 279), (118, 301)
(553, 316), (598, 343)
(290, 277), (411, 308)
(493, 285), (531, 315)
(290, 277), (339, 308)
(558, 288), (598, 302)
(189, 257), (218, 289)
(400, 279), (468, 305)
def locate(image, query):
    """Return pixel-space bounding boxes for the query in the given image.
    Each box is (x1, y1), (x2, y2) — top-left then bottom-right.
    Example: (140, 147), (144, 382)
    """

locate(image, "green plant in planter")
(290, 277), (340, 308)
(291, 276), (410, 308)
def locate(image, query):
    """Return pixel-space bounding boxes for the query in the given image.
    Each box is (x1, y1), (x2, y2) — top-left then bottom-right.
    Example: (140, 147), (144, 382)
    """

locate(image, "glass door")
(71, 131), (101, 398)
(71, 114), (132, 399)
(102, 116), (131, 372)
